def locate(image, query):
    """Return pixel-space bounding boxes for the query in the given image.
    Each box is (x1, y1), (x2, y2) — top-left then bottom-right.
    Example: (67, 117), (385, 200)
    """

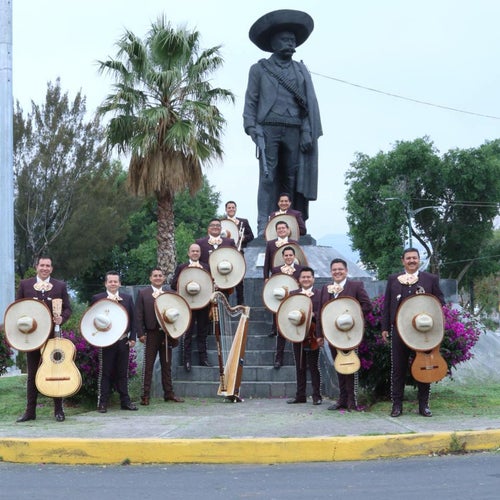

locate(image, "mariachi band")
(4, 195), (446, 422)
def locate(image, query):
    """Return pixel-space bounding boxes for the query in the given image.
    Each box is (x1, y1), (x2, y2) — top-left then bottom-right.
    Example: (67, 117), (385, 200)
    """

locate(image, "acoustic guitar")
(35, 299), (82, 398)
(334, 349), (361, 375)
(411, 347), (448, 383)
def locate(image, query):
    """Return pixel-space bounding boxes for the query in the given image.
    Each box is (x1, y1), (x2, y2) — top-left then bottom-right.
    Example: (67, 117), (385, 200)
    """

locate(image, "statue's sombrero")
(249, 10), (314, 52)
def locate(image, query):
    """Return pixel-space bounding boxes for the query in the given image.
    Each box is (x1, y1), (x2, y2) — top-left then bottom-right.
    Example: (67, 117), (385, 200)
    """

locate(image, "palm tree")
(97, 16), (234, 276)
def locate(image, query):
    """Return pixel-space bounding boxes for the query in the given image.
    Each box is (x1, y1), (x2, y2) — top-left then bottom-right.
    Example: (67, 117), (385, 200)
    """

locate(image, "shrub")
(357, 296), (484, 400)
(62, 330), (138, 404)
(0, 329), (14, 376)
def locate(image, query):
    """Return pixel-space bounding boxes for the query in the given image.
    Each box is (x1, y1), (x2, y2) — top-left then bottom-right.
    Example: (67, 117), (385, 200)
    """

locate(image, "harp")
(210, 291), (250, 402)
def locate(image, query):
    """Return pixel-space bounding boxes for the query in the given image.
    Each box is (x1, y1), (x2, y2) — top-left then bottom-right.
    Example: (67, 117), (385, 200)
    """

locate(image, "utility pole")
(0, 0), (15, 322)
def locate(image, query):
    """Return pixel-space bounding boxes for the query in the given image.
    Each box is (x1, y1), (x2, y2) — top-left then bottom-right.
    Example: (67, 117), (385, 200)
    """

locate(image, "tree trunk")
(156, 191), (177, 280)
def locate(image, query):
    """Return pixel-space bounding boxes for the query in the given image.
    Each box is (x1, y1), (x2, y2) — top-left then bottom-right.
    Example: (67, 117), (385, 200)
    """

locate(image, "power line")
(311, 71), (500, 120)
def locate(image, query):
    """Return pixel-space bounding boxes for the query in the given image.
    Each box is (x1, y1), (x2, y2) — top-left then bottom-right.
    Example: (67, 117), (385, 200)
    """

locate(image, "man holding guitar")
(320, 258), (372, 412)
(16, 256), (72, 423)
(381, 248), (445, 418)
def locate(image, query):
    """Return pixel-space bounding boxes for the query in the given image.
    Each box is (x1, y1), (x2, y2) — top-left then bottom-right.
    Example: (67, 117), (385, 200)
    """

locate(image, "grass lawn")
(1, 373), (500, 420)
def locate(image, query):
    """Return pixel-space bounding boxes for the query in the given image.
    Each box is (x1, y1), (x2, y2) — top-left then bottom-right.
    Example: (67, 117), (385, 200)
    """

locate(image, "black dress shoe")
(287, 398), (306, 404)
(327, 401), (346, 411)
(184, 361), (191, 372)
(312, 398), (322, 406)
(199, 360), (211, 367)
(16, 413), (36, 423)
(419, 406), (432, 417)
(273, 360), (282, 369)
(390, 405), (403, 417)
(97, 405), (107, 413)
(55, 412), (65, 422)
(165, 395), (184, 403)
(121, 403), (138, 411)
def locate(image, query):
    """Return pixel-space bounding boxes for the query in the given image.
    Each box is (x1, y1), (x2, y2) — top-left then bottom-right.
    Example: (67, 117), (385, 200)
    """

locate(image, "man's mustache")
(277, 47), (296, 55)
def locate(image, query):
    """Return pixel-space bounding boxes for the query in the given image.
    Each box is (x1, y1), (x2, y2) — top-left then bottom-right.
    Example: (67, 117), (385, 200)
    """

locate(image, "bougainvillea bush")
(357, 296), (484, 399)
(62, 330), (138, 404)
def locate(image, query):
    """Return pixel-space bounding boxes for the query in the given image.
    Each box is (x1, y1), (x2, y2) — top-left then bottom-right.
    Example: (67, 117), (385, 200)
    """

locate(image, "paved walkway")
(1, 397), (499, 464)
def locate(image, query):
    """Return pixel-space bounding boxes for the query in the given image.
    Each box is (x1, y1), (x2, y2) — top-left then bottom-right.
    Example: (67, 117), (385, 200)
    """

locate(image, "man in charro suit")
(319, 258), (371, 412)
(381, 248), (445, 418)
(91, 271), (137, 413)
(286, 267), (324, 405)
(269, 245), (304, 368)
(222, 200), (255, 305)
(268, 193), (307, 237)
(263, 220), (300, 281)
(170, 243), (212, 370)
(195, 218), (236, 269)
(244, 10), (322, 235)
(136, 268), (184, 406)
(16, 256), (72, 423)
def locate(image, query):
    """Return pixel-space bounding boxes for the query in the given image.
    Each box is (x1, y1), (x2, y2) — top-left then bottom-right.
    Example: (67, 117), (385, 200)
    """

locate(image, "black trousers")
(292, 342), (321, 401)
(98, 338), (131, 407)
(391, 329), (430, 407)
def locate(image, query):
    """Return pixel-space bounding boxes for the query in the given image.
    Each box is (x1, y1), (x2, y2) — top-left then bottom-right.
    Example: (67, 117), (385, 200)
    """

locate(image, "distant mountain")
(317, 233), (360, 264)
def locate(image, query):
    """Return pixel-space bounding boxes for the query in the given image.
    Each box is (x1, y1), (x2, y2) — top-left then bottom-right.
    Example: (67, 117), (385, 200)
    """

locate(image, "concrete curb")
(2, 430), (500, 464)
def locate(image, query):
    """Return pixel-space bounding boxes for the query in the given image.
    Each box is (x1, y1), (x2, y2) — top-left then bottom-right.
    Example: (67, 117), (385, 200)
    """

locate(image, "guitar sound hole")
(50, 350), (65, 364)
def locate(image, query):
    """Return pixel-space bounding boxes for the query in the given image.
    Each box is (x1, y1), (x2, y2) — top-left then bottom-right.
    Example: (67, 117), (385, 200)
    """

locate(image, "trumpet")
(237, 223), (245, 252)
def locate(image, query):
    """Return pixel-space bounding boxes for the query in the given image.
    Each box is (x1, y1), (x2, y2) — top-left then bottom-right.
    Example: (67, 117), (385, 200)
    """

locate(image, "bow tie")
(208, 236), (222, 246)
(188, 261), (203, 268)
(107, 294), (122, 302)
(397, 273), (419, 285)
(301, 289), (314, 297)
(152, 289), (163, 298)
(280, 264), (295, 275)
(275, 210), (287, 215)
(327, 283), (343, 295)
(227, 217), (239, 224)
(275, 238), (288, 248)
(34, 281), (53, 292)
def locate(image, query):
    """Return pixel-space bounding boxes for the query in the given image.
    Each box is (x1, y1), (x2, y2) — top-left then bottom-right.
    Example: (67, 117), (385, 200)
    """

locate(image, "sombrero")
(209, 247), (246, 290)
(265, 215), (300, 242)
(3, 298), (52, 351)
(80, 298), (129, 347)
(276, 293), (312, 343)
(177, 266), (213, 310)
(321, 296), (365, 350)
(249, 10), (314, 52)
(396, 293), (444, 350)
(154, 292), (192, 339)
(262, 273), (299, 313)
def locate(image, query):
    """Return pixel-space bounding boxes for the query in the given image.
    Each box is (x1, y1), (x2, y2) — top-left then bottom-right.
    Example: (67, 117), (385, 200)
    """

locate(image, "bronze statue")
(243, 9), (322, 237)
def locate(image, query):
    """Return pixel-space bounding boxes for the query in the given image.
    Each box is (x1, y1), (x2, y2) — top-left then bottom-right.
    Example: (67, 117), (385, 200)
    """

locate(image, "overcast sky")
(12, 0), (500, 239)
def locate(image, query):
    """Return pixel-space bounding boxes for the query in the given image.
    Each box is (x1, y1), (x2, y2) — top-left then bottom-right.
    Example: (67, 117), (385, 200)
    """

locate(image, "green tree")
(345, 137), (500, 283)
(97, 16), (234, 277)
(13, 79), (109, 276)
(71, 175), (220, 301)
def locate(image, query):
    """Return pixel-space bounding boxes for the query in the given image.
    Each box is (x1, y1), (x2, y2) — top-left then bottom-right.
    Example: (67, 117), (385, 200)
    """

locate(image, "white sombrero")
(262, 273), (299, 313)
(209, 247), (246, 290)
(276, 293), (312, 343)
(4, 298), (52, 351)
(321, 296), (365, 350)
(396, 293), (444, 350)
(154, 292), (192, 339)
(264, 214), (300, 242)
(80, 298), (129, 347)
(177, 266), (213, 309)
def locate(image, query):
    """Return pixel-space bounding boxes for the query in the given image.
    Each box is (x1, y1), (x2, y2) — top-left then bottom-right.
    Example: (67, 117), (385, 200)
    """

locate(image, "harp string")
(211, 291), (250, 399)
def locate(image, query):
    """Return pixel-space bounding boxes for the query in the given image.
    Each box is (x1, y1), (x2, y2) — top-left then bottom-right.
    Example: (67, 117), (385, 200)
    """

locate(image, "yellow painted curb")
(1, 430), (500, 464)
